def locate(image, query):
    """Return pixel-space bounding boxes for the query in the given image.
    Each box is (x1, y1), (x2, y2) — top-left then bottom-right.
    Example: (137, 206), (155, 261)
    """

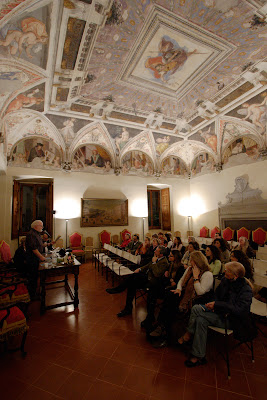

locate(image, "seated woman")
(205, 245), (221, 276)
(213, 238), (230, 264)
(135, 236), (154, 266)
(150, 238), (159, 254)
(164, 233), (173, 248)
(179, 262), (254, 367)
(120, 233), (131, 249)
(236, 236), (255, 259)
(181, 241), (199, 268)
(171, 236), (185, 255)
(149, 251), (213, 345)
(230, 249), (253, 280)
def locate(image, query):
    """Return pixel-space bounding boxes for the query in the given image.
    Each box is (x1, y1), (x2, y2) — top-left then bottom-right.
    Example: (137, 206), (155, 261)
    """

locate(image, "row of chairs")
(199, 226), (267, 245)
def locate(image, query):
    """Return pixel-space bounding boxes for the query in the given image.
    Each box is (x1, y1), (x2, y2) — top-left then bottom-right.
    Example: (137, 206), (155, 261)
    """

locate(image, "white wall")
(190, 159), (267, 235)
(2, 159), (266, 255)
(4, 167), (190, 254)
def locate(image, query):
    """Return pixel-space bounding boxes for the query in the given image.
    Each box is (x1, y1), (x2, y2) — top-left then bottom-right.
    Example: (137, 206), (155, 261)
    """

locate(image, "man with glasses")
(25, 220), (46, 299)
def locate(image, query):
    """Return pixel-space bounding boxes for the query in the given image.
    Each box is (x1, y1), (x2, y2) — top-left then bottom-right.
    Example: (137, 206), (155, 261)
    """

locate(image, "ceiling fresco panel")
(222, 136), (260, 169)
(4, 82), (45, 114)
(0, 5), (50, 69)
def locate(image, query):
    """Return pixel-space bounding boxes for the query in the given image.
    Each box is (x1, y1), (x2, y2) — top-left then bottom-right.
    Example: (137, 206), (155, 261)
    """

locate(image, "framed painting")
(81, 199), (128, 227)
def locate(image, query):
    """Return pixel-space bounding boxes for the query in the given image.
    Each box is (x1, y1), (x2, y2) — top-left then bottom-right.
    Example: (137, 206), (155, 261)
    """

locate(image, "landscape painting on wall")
(81, 199), (128, 227)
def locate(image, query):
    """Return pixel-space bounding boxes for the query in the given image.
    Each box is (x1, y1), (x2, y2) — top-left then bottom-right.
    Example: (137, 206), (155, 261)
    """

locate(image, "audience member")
(171, 236), (185, 254)
(150, 238), (159, 253)
(213, 238), (230, 264)
(179, 262), (255, 367)
(231, 249), (253, 280)
(182, 241), (199, 267)
(135, 236), (154, 265)
(163, 239), (171, 256)
(205, 245), (221, 275)
(125, 234), (142, 254)
(25, 220), (46, 299)
(236, 236), (255, 259)
(149, 251), (213, 346)
(164, 233), (173, 248)
(120, 233), (131, 249)
(106, 246), (169, 317)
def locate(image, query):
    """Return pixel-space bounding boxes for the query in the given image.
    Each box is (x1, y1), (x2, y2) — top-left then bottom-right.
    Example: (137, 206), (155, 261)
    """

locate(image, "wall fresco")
(121, 150), (154, 176)
(5, 83), (45, 114)
(161, 156), (188, 177)
(104, 123), (141, 152)
(8, 137), (62, 169)
(188, 122), (217, 153)
(222, 136), (259, 169)
(72, 144), (113, 174)
(191, 152), (215, 176)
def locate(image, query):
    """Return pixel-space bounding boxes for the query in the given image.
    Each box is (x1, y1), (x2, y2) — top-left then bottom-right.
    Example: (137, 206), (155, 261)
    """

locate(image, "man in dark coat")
(106, 246), (169, 317)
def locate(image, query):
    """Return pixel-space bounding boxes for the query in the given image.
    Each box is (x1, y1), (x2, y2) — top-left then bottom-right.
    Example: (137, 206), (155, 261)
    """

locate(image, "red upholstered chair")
(222, 227), (235, 241)
(199, 226), (209, 238)
(211, 226), (220, 239)
(252, 228), (267, 246)
(99, 230), (111, 248)
(120, 229), (131, 242)
(69, 232), (85, 262)
(237, 227), (250, 241)
(0, 241), (12, 265)
(0, 305), (28, 356)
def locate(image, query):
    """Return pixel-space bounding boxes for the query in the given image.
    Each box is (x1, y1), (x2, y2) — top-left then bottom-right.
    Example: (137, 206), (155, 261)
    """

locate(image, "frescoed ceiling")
(0, 0), (266, 178)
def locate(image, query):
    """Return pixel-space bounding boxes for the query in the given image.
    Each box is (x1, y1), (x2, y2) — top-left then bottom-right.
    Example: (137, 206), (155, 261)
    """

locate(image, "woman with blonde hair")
(179, 261), (255, 367)
(149, 251), (213, 345)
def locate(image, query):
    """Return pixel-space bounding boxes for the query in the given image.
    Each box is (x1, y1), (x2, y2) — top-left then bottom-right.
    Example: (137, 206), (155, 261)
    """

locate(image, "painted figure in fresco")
(155, 135), (170, 155)
(241, 94), (267, 133)
(28, 143), (45, 162)
(86, 149), (105, 168)
(6, 89), (43, 113)
(115, 127), (129, 151)
(199, 127), (217, 153)
(59, 118), (76, 143)
(145, 37), (198, 83)
(0, 17), (48, 59)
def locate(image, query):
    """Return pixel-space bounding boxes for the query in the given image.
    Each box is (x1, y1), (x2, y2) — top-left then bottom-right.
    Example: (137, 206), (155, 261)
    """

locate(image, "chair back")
(0, 240), (12, 264)
(210, 226), (220, 239)
(111, 234), (119, 245)
(174, 230), (181, 237)
(252, 227), (267, 246)
(55, 238), (63, 248)
(99, 230), (111, 246)
(222, 227), (234, 241)
(85, 237), (94, 247)
(69, 232), (83, 248)
(237, 227), (250, 241)
(120, 229), (131, 242)
(199, 226), (209, 238)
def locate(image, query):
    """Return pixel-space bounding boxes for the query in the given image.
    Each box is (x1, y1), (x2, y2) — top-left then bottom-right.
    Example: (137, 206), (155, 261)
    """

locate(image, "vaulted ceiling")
(0, 0), (266, 178)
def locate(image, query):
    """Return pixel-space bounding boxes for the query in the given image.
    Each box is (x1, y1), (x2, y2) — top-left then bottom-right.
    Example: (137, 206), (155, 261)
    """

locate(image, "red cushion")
(0, 283), (30, 307)
(237, 227), (250, 240)
(0, 241), (12, 264)
(0, 306), (27, 338)
(222, 227), (234, 241)
(252, 228), (267, 245)
(100, 231), (111, 245)
(211, 227), (220, 239)
(199, 227), (209, 238)
(70, 233), (82, 247)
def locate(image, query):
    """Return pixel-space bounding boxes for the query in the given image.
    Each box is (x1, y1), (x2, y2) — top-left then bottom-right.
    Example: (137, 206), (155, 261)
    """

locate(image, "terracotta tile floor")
(1, 261), (267, 400)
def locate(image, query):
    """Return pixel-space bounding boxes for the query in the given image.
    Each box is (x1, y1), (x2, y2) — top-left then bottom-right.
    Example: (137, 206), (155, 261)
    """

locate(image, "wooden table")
(39, 261), (80, 314)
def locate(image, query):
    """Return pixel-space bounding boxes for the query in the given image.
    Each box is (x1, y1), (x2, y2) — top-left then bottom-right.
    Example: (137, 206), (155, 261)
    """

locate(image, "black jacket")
(214, 277), (256, 342)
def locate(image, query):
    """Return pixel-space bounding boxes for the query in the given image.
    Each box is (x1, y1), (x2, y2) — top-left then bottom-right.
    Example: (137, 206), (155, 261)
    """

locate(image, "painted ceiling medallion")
(117, 5), (236, 99)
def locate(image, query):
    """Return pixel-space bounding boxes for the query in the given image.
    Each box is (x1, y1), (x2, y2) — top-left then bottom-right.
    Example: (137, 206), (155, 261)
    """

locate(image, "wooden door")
(161, 188), (171, 231)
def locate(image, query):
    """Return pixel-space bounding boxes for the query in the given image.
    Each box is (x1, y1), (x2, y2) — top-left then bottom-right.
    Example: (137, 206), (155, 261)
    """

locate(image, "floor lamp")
(65, 219), (68, 248)
(187, 215), (193, 237)
(142, 217), (146, 241)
